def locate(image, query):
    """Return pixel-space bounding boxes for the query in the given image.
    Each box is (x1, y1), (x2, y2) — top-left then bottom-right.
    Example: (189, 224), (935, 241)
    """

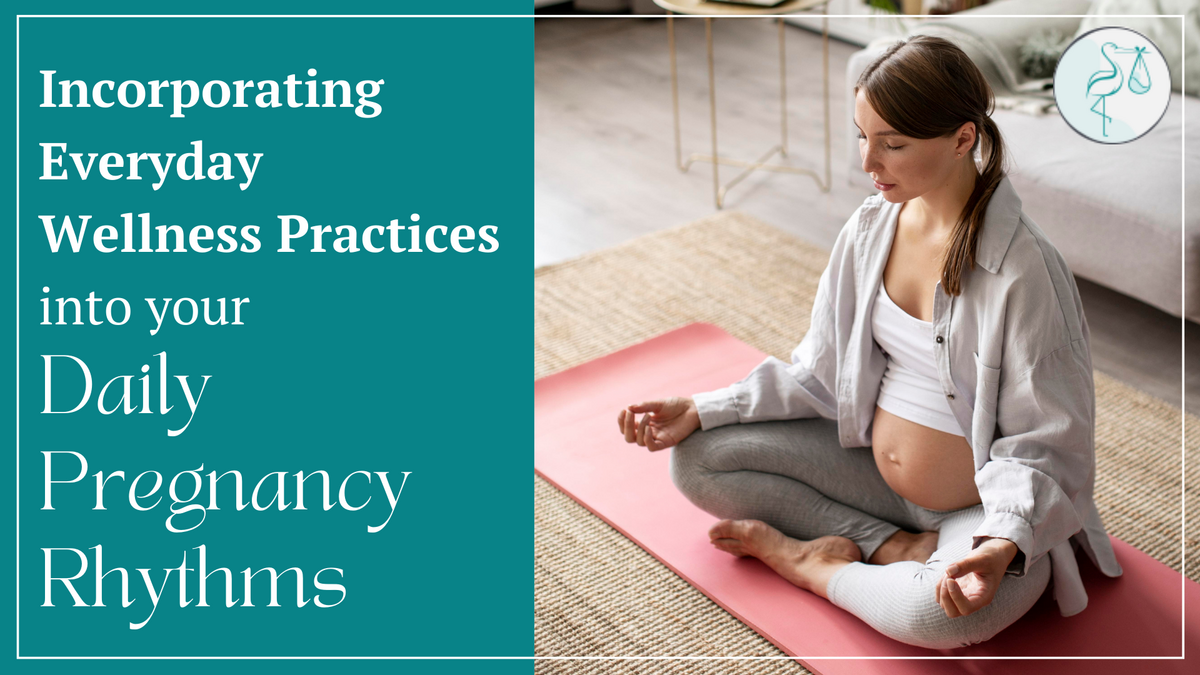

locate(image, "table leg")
(779, 17), (788, 159)
(823, 13), (830, 193)
(668, 12), (684, 172)
(706, 17), (720, 209)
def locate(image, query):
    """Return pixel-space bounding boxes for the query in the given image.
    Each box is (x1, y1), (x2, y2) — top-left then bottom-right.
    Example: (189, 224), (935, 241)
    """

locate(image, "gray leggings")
(670, 417), (1051, 650)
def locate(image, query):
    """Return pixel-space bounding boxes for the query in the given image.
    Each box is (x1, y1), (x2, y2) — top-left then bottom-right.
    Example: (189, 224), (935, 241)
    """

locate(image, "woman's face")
(854, 89), (973, 204)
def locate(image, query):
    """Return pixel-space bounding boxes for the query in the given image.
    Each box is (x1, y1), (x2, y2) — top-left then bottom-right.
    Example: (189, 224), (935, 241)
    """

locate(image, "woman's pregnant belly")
(872, 406), (981, 512)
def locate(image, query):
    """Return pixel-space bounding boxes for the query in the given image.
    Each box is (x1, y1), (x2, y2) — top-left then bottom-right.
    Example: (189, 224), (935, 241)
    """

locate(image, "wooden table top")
(653, 0), (830, 16)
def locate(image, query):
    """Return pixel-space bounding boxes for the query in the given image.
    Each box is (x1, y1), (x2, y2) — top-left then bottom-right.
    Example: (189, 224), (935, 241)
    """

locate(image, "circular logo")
(1054, 26), (1172, 144)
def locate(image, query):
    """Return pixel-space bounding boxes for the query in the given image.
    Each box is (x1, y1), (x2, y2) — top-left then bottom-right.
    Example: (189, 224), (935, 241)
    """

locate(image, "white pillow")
(1077, 0), (1200, 96)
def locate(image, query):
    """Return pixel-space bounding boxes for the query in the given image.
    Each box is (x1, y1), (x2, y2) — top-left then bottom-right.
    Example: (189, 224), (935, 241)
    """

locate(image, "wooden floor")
(535, 16), (1198, 413)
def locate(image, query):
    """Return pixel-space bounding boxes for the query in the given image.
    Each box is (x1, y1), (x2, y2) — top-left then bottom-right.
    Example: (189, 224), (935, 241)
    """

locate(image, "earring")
(957, 153), (962, 157)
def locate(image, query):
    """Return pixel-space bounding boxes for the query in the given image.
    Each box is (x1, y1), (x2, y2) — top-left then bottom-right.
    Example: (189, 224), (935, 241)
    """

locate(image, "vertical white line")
(14, 14), (20, 660)
(1180, 14), (1187, 658)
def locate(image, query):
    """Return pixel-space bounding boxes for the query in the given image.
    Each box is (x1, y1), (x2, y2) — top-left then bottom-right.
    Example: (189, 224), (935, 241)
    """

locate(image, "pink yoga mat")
(535, 323), (1200, 674)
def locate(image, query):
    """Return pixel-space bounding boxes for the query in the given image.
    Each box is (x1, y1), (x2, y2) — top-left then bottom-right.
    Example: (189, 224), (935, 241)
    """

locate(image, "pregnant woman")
(615, 35), (1122, 650)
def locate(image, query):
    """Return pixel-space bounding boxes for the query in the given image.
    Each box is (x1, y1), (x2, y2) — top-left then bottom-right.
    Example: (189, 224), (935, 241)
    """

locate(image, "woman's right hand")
(616, 397), (701, 451)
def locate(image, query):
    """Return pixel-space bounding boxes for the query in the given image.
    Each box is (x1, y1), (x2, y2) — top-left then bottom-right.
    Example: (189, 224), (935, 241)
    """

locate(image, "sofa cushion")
(1078, 0), (1200, 96)
(914, 0), (1094, 94)
(864, 0), (1092, 94)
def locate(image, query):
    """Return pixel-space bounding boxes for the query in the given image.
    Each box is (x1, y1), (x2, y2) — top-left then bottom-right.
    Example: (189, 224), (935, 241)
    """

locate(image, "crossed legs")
(670, 418), (1051, 649)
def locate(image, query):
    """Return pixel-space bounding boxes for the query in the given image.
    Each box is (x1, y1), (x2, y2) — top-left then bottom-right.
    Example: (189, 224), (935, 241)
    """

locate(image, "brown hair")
(855, 35), (1007, 296)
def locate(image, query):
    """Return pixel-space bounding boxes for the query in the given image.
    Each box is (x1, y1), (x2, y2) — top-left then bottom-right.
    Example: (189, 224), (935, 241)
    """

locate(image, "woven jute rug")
(533, 211), (1199, 673)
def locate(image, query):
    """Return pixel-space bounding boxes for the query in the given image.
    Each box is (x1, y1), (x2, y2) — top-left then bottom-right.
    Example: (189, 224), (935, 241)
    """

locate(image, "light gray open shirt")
(693, 176), (1123, 617)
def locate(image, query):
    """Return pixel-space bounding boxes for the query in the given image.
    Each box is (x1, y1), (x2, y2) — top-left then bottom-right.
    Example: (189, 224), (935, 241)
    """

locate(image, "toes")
(711, 538), (750, 557)
(708, 519), (737, 540)
(709, 518), (768, 541)
(739, 520), (771, 539)
(708, 519), (775, 559)
(729, 519), (772, 542)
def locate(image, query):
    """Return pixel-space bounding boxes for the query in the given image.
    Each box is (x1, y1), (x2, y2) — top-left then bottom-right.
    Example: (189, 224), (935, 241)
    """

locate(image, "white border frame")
(14, 10), (1185, 662)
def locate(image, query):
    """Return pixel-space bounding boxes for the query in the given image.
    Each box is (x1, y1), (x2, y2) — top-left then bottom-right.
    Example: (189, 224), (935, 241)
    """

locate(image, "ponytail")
(941, 114), (1006, 296)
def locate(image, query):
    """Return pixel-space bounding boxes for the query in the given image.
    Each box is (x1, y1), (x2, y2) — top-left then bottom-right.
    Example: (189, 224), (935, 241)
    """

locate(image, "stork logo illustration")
(1054, 26), (1171, 144)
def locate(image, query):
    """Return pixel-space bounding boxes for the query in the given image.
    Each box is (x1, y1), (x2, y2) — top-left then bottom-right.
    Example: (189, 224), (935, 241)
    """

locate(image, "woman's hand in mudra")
(936, 537), (1019, 618)
(617, 397), (701, 451)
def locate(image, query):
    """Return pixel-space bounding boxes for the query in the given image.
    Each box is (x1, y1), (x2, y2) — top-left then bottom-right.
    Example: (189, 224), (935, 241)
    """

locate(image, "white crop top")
(871, 283), (965, 437)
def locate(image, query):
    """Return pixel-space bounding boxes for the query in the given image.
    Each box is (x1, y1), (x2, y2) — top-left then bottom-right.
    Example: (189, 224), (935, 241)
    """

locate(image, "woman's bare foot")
(868, 529), (939, 565)
(708, 519), (860, 599)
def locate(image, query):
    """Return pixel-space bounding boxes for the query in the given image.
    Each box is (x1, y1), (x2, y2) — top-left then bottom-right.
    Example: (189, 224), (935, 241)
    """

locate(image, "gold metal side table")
(654, 0), (832, 208)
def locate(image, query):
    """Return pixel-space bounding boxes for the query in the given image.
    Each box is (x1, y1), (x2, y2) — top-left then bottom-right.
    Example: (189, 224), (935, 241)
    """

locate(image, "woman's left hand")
(935, 537), (1019, 618)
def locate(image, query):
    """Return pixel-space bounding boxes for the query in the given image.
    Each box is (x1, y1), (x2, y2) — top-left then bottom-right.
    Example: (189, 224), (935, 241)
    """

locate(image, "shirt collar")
(975, 174), (1022, 274)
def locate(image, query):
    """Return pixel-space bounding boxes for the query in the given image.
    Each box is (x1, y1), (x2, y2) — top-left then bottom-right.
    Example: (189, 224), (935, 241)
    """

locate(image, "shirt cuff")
(693, 387), (740, 430)
(972, 511), (1034, 577)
